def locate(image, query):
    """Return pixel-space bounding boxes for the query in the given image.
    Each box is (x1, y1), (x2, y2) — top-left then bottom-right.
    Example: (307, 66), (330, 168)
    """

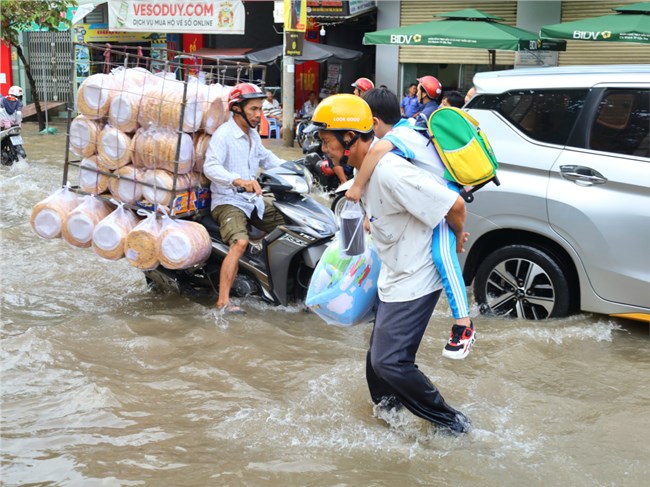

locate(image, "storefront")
(557, 0), (650, 65)
(305, 0), (377, 96)
(386, 0), (650, 97)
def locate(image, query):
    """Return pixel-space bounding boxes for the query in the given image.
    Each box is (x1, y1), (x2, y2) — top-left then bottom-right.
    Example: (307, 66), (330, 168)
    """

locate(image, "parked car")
(461, 65), (650, 322)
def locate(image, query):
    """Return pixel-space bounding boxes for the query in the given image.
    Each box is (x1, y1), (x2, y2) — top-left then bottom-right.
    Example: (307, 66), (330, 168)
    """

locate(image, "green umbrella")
(541, 2), (650, 44)
(363, 9), (566, 70)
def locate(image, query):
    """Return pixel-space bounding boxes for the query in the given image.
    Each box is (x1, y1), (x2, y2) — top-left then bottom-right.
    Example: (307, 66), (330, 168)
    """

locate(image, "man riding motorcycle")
(203, 82), (287, 315)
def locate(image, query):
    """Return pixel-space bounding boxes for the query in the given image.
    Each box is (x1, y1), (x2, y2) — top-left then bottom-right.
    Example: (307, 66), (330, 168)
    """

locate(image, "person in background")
(309, 94), (471, 433)
(262, 89), (283, 121)
(440, 90), (465, 109)
(400, 82), (422, 119)
(351, 77), (374, 97)
(465, 86), (477, 105)
(347, 87), (477, 360)
(203, 83), (286, 315)
(414, 76), (443, 130)
(300, 90), (319, 118)
(296, 90), (320, 142)
(0, 86), (24, 128)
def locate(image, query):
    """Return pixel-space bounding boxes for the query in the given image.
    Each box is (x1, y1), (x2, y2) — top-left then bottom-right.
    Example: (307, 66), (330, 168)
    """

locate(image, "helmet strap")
(232, 102), (256, 129)
(334, 131), (361, 166)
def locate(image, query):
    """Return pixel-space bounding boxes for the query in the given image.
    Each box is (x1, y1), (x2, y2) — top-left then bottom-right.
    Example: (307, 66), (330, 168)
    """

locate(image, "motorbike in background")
(0, 88), (26, 166)
(301, 129), (355, 198)
(295, 116), (312, 148)
(0, 124), (26, 166)
(144, 161), (339, 306)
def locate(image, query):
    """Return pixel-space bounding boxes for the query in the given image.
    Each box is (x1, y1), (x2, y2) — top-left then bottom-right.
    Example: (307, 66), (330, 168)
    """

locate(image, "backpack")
(427, 107), (500, 203)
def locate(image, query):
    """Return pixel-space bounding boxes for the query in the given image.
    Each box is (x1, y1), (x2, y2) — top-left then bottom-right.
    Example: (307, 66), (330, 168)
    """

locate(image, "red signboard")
(0, 42), (13, 96)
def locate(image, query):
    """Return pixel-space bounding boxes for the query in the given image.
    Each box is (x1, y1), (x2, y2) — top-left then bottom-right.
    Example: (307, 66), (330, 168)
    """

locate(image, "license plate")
(10, 135), (23, 145)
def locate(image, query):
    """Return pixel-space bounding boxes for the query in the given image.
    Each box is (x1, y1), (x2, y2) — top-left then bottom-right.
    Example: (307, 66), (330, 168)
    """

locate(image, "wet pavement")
(1, 121), (649, 486)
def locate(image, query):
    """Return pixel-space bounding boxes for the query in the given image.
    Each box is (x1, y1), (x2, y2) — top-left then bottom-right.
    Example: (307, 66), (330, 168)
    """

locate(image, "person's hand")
(345, 185), (362, 202)
(456, 231), (469, 254)
(234, 178), (262, 195)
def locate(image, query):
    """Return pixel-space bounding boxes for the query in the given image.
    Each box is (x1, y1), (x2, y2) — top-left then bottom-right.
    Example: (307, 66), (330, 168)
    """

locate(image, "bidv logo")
(390, 33), (422, 44)
(573, 30), (612, 40)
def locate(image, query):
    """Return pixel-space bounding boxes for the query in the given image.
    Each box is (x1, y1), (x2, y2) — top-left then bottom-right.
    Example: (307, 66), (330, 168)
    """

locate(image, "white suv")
(461, 65), (650, 322)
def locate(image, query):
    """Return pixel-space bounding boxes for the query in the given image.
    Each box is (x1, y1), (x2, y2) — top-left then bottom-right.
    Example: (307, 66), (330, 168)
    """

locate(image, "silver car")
(461, 65), (650, 322)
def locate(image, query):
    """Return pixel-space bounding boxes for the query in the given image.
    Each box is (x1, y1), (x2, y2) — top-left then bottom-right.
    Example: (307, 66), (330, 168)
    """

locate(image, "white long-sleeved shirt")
(203, 115), (284, 217)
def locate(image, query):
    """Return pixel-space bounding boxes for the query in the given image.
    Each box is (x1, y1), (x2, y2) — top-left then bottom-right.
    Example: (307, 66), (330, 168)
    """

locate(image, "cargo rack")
(62, 42), (267, 219)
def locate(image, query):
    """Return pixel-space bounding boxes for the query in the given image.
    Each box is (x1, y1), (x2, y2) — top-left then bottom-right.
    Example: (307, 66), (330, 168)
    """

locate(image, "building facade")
(374, 0), (650, 96)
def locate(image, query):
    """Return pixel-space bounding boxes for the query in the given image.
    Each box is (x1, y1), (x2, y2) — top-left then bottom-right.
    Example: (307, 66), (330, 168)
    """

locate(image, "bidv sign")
(573, 30), (612, 40)
(390, 34), (422, 44)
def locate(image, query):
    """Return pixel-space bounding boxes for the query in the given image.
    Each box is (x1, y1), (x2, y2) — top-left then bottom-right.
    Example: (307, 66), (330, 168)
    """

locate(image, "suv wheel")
(474, 245), (571, 320)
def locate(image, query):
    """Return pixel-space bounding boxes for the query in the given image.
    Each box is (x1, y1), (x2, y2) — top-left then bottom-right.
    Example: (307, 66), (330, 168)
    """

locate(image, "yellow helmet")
(309, 94), (373, 133)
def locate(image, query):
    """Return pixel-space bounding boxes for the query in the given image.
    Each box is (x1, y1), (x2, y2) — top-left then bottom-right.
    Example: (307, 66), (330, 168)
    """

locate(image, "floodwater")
(2, 122), (649, 486)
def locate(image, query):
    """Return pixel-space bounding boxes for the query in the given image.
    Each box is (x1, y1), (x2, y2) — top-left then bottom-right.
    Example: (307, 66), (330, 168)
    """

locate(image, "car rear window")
(589, 88), (650, 158)
(471, 89), (589, 145)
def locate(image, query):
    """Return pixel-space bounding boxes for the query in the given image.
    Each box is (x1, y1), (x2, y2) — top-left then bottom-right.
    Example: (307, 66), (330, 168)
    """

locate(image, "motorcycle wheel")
(1, 143), (16, 166)
(331, 194), (347, 218)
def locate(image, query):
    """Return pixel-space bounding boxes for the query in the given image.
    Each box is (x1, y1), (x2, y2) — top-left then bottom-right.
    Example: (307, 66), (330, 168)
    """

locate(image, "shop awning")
(192, 48), (253, 61)
(246, 42), (362, 64)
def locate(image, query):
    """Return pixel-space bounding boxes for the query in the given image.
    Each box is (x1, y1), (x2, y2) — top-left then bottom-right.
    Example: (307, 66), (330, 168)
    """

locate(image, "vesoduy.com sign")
(107, 0), (245, 34)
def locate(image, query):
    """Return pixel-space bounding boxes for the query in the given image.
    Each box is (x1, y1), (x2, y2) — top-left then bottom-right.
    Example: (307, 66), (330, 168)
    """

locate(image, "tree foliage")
(1, 0), (77, 46)
(1, 0), (78, 130)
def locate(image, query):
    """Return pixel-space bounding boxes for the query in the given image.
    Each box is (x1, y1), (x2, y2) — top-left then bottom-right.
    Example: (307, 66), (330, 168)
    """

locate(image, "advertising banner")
(284, 0), (307, 32)
(307, 0), (375, 17)
(285, 31), (304, 57)
(107, 0), (245, 34)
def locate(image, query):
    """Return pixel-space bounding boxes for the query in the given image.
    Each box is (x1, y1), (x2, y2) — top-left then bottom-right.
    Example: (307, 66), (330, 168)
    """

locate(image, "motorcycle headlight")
(279, 174), (310, 194)
(278, 204), (336, 237)
(302, 168), (314, 192)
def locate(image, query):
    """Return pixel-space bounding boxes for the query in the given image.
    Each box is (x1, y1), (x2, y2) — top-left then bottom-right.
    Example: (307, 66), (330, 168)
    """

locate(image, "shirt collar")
(228, 114), (251, 139)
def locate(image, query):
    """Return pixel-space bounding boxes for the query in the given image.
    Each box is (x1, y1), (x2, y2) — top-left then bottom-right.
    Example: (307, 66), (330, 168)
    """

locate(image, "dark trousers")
(366, 290), (469, 432)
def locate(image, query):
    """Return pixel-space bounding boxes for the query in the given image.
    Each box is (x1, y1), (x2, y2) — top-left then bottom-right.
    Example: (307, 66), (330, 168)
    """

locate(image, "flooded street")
(2, 121), (649, 486)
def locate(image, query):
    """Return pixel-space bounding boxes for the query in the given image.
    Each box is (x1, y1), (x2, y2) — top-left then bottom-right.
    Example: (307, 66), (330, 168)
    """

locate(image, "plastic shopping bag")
(306, 234), (380, 327)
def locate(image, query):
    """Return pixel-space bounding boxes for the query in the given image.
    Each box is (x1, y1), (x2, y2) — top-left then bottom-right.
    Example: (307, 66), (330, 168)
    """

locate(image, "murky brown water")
(2, 122), (649, 486)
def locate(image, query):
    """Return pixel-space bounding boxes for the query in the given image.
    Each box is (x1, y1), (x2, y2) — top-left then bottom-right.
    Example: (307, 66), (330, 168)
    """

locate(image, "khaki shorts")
(211, 196), (285, 246)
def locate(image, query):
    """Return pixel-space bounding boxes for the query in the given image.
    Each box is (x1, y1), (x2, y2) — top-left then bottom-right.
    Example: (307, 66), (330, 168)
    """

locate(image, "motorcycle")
(330, 178), (354, 218)
(295, 116), (312, 149)
(144, 161), (339, 306)
(0, 124), (26, 166)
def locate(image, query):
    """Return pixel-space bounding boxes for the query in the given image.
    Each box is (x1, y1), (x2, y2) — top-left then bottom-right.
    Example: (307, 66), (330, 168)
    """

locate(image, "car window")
(589, 88), (649, 158)
(472, 89), (588, 145)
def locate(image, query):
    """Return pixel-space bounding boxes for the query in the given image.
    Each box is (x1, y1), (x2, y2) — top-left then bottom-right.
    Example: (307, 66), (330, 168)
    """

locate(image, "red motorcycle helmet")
(319, 158), (335, 177)
(227, 82), (265, 110)
(351, 77), (374, 94)
(417, 76), (442, 99)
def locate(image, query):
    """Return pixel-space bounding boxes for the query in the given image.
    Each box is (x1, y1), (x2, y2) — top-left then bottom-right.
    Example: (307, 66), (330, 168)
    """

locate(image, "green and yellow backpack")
(427, 106), (500, 202)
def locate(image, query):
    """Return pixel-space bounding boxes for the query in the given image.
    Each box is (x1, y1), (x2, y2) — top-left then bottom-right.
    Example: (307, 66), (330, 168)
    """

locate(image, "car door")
(547, 85), (650, 309)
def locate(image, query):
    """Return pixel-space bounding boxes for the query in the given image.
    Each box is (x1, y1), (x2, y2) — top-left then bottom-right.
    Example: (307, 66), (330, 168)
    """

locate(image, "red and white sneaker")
(442, 322), (476, 360)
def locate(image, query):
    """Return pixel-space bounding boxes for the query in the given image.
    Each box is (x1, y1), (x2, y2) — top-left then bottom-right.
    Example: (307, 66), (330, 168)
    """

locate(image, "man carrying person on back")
(346, 87), (477, 360)
(307, 94), (471, 434)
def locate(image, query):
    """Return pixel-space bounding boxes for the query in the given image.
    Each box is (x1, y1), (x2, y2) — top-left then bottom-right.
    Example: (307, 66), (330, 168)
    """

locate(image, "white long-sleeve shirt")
(203, 115), (284, 217)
